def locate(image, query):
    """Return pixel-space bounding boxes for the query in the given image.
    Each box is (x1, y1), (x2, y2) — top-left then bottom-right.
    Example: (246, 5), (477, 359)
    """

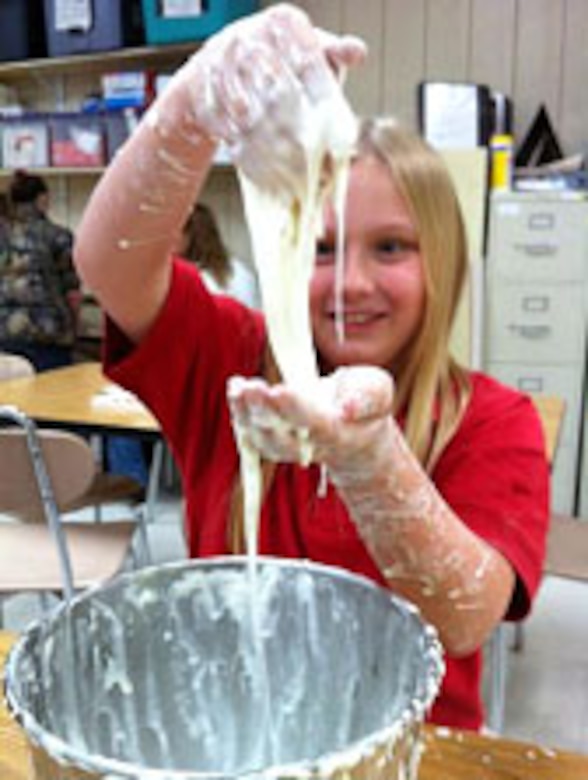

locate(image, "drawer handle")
(528, 213), (555, 230)
(508, 324), (552, 339)
(517, 377), (545, 392)
(514, 243), (557, 257)
(522, 296), (550, 312)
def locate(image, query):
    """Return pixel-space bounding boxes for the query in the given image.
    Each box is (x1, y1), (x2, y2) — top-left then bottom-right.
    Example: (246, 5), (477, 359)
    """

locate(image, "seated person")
(178, 202), (261, 309)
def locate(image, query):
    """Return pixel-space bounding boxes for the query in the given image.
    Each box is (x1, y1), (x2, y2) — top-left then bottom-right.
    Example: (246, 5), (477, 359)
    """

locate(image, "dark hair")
(0, 192), (10, 220)
(180, 203), (231, 287)
(9, 170), (48, 205)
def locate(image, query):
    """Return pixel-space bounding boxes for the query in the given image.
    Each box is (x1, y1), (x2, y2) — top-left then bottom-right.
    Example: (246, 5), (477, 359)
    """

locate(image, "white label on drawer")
(522, 295), (550, 312)
(517, 376), (545, 392)
(161, 0), (203, 17)
(55, 0), (92, 32)
(496, 202), (520, 216)
(528, 212), (555, 230)
(508, 324), (552, 340)
(514, 242), (557, 257)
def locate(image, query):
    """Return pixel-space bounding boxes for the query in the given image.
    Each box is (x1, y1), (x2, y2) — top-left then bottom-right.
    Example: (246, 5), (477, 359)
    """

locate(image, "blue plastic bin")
(141, 0), (258, 44)
(43, 0), (144, 57)
(0, 0), (46, 62)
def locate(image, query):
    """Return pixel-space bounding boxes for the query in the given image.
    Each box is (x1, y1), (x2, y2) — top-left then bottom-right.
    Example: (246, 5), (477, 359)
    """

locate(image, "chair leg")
(129, 439), (162, 567)
(511, 622), (525, 652)
(145, 440), (164, 525)
(135, 506), (153, 565)
(39, 591), (58, 615)
(486, 624), (508, 733)
(90, 434), (105, 523)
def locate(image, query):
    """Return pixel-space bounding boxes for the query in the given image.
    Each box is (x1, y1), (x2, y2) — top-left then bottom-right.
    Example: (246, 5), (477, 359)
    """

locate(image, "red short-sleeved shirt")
(105, 259), (549, 731)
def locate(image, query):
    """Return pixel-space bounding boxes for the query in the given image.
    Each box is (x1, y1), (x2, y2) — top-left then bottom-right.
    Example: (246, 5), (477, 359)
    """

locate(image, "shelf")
(0, 42), (233, 183)
(0, 160), (233, 180)
(0, 42), (198, 84)
(0, 167), (104, 179)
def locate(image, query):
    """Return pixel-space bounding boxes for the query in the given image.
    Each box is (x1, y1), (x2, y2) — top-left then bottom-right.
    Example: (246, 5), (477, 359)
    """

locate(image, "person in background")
(0, 193), (10, 260)
(0, 192), (10, 226)
(73, 5), (549, 730)
(0, 170), (80, 370)
(179, 202), (261, 308)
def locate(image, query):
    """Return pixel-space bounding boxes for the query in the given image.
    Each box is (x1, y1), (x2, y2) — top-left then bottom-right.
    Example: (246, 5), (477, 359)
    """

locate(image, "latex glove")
(227, 366), (394, 477)
(172, 4), (366, 195)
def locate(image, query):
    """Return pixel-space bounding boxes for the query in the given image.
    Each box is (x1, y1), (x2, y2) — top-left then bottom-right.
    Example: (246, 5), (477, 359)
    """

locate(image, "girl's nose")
(342, 250), (374, 295)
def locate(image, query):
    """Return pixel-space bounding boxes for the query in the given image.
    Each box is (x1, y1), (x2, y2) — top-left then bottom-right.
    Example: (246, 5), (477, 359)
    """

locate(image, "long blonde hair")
(355, 119), (471, 470)
(228, 120), (473, 551)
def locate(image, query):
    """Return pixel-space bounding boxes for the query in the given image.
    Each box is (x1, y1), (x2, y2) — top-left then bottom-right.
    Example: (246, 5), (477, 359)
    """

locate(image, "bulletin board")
(442, 147), (489, 368)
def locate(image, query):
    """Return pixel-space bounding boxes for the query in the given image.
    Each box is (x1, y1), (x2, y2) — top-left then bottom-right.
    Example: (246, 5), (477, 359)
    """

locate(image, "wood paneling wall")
(37, 0), (588, 251)
(265, 0), (587, 157)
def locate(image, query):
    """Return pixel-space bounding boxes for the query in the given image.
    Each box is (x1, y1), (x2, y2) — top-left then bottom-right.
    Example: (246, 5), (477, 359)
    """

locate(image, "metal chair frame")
(0, 406), (151, 624)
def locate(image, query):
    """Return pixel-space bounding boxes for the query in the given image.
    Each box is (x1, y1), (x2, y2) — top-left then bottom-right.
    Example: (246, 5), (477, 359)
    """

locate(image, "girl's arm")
(228, 366), (518, 657)
(74, 4), (365, 344)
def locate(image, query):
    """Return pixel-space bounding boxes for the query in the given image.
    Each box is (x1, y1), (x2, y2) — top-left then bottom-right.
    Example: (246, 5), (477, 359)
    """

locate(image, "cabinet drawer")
(485, 284), (585, 363)
(490, 199), (588, 282)
(485, 362), (583, 450)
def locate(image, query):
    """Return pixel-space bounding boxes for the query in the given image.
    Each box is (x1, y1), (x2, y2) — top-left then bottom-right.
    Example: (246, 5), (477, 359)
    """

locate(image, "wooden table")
(0, 360), (163, 515)
(0, 361), (157, 438)
(2, 633), (587, 780)
(1, 634), (31, 780)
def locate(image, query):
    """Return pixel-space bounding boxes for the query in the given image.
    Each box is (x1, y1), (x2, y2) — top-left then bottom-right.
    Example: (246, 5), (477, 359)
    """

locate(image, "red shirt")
(105, 258), (549, 731)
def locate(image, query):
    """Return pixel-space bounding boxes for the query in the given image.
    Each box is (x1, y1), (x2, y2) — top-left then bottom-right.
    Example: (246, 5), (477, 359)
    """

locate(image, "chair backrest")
(530, 394), (566, 469)
(0, 353), (35, 380)
(0, 428), (96, 522)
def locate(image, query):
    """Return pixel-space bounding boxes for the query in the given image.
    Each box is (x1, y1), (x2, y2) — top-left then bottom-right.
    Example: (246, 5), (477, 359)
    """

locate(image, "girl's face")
(310, 157), (426, 373)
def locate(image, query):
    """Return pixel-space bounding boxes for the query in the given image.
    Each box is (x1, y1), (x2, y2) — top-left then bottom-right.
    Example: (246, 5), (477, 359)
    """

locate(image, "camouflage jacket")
(0, 204), (79, 346)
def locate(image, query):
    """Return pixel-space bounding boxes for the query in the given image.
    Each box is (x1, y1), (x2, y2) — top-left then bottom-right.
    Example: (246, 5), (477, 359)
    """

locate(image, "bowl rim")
(4, 555), (444, 779)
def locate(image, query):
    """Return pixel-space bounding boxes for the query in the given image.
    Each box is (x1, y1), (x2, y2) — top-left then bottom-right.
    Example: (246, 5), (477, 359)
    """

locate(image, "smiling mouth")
(328, 312), (383, 325)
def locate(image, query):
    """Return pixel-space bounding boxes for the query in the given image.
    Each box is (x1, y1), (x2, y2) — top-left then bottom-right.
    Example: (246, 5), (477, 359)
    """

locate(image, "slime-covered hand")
(227, 366), (394, 476)
(169, 4), (366, 195)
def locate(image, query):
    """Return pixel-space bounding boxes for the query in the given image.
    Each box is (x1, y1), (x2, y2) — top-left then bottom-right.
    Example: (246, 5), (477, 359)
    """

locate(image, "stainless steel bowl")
(5, 557), (443, 779)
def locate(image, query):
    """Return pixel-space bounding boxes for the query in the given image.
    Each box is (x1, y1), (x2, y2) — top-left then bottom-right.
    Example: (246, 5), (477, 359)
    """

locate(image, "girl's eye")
(315, 240), (335, 264)
(376, 238), (417, 260)
(378, 239), (403, 254)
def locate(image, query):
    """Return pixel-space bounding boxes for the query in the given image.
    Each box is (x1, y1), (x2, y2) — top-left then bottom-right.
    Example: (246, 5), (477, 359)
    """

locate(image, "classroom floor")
(501, 575), (588, 754)
(3, 490), (587, 756)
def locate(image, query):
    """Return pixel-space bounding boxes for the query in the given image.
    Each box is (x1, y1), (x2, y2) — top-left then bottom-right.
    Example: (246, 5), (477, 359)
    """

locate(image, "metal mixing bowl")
(5, 556), (443, 779)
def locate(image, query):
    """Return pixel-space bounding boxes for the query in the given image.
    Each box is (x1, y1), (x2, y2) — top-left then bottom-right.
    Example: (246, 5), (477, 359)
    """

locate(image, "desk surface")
(1, 632), (587, 780)
(0, 364), (562, 455)
(0, 362), (157, 436)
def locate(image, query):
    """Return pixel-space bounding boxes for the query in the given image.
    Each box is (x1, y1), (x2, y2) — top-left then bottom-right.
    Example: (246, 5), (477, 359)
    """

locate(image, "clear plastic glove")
(173, 4), (366, 195)
(227, 366), (394, 477)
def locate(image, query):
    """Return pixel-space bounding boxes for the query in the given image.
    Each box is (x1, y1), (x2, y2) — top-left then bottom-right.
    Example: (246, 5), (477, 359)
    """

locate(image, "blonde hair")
(355, 118), (471, 470)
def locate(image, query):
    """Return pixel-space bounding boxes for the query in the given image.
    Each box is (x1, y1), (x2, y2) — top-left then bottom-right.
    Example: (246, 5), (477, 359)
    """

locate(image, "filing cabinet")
(484, 191), (588, 514)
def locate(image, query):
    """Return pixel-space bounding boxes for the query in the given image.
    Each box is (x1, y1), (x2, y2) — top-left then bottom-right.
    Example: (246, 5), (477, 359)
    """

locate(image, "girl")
(74, 4), (549, 730)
